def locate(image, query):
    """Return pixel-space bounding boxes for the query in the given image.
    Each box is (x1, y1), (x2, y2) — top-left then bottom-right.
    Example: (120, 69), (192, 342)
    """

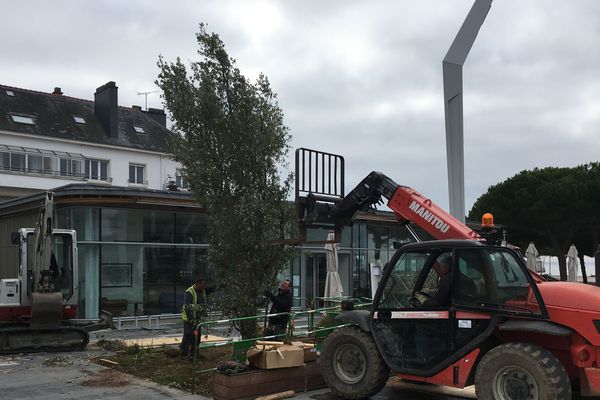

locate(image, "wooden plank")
(213, 362), (326, 400)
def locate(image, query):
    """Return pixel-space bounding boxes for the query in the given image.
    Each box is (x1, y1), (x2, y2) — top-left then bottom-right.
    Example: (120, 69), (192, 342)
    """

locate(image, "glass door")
(304, 253), (327, 308)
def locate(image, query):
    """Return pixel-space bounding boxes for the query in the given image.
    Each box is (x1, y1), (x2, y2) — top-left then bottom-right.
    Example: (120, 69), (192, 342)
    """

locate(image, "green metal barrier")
(191, 299), (373, 366)
(188, 298), (373, 394)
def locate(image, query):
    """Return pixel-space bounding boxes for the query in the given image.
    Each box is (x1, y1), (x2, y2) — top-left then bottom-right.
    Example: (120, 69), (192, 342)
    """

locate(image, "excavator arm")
(296, 148), (480, 241)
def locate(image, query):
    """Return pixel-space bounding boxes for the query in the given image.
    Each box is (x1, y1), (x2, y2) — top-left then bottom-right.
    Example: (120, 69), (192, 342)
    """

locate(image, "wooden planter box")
(212, 362), (327, 400)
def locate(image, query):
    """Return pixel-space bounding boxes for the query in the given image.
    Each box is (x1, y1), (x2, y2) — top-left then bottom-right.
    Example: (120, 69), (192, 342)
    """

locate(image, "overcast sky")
(3, 1), (600, 213)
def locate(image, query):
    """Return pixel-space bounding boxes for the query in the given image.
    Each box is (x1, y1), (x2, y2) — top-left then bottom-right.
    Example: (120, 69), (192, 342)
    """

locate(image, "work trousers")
(180, 321), (197, 356)
(265, 323), (287, 337)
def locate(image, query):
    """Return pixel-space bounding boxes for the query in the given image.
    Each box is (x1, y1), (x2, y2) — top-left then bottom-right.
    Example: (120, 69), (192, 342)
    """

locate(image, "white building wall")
(0, 130), (181, 192)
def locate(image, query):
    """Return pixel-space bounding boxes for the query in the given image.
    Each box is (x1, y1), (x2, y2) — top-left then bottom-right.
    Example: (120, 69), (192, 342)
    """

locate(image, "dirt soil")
(94, 340), (232, 396)
(82, 369), (131, 387)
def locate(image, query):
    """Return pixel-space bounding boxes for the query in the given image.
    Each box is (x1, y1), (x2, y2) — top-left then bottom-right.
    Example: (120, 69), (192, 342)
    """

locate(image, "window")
(0, 145), (84, 177)
(380, 250), (432, 308)
(43, 156), (57, 174)
(27, 154), (42, 173)
(73, 116), (86, 124)
(0, 152), (9, 170)
(10, 114), (35, 125)
(11, 153), (25, 171)
(129, 164), (145, 184)
(71, 159), (82, 177)
(454, 248), (542, 315)
(60, 158), (83, 177)
(6, 90), (14, 96)
(59, 158), (69, 176)
(133, 126), (145, 134)
(175, 169), (188, 190)
(84, 159), (109, 181)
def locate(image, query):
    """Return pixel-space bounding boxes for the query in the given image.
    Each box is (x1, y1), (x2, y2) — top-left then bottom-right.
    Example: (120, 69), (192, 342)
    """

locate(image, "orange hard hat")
(481, 213), (494, 228)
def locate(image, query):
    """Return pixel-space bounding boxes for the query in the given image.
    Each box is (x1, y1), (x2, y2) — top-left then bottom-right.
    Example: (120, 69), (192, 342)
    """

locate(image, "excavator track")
(0, 326), (89, 354)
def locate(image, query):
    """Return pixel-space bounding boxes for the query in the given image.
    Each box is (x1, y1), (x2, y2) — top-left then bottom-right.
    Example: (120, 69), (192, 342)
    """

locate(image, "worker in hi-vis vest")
(180, 276), (214, 357)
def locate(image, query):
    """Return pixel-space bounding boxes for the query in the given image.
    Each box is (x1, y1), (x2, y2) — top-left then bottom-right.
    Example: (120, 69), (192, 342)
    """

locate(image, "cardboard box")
(247, 344), (304, 369)
(303, 347), (318, 363)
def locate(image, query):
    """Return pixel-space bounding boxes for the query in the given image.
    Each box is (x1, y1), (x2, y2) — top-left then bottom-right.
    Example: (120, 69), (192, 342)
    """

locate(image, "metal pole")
(443, 0), (493, 222)
(595, 245), (600, 286)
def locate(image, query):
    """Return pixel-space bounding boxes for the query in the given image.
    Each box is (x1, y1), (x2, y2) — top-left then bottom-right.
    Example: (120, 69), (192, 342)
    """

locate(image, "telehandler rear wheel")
(475, 342), (571, 400)
(321, 326), (390, 399)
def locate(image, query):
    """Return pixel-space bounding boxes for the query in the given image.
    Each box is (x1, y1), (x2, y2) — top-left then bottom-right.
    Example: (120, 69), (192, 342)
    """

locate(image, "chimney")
(94, 81), (119, 139)
(52, 87), (63, 96)
(144, 108), (167, 127)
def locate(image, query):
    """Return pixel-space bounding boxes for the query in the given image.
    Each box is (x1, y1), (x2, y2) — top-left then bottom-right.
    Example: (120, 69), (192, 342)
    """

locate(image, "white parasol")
(525, 242), (542, 272)
(567, 244), (578, 282)
(323, 230), (344, 299)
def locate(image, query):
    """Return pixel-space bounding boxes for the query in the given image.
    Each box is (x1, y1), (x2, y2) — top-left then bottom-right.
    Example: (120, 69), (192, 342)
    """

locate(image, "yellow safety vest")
(181, 285), (207, 322)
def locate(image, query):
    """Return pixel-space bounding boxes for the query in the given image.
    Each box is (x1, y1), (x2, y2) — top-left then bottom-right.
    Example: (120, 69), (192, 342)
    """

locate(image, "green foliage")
(468, 163), (600, 280)
(157, 23), (294, 338)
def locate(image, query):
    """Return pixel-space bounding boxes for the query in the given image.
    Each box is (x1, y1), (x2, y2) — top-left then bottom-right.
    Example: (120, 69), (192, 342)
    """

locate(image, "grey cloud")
(3, 0), (600, 214)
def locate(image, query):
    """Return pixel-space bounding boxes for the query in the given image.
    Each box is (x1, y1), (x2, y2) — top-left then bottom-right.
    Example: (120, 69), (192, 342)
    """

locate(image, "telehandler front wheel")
(475, 342), (571, 400)
(320, 326), (390, 399)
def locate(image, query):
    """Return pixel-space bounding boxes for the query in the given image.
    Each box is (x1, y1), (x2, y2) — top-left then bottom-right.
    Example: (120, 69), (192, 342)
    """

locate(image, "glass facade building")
(0, 185), (429, 319)
(54, 205), (423, 317)
(56, 207), (209, 318)
(290, 222), (426, 308)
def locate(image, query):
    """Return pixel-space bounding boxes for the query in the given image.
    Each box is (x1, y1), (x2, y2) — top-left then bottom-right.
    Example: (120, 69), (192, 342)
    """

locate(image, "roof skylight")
(133, 126), (145, 134)
(73, 116), (86, 124)
(11, 115), (35, 125)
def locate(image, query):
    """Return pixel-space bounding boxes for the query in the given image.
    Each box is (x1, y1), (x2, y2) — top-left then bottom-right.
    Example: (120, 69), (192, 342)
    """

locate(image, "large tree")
(468, 164), (600, 280)
(157, 24), (294, 338)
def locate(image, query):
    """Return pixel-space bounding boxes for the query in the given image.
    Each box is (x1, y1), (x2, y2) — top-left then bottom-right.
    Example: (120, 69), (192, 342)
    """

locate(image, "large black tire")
(320, 326), (390, 399)
(475, 342), (571, 400)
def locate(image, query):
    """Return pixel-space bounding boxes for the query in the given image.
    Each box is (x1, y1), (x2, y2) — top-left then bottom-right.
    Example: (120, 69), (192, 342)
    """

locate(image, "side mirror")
(10, 232), (19, 245)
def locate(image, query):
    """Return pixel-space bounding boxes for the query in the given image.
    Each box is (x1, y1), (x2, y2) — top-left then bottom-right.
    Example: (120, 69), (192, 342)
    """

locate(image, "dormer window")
(6, 90), (14, 96)
(10, 114), (35, 125)
(73, 116), (86, 124)
(133, 126), (145, 134)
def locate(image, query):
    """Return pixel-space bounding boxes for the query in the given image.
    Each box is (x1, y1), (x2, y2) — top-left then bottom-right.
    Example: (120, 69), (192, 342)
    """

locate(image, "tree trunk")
(595, 244), (600, 287)
(579, 254), (588, 284)
(557, 252), (568, 281)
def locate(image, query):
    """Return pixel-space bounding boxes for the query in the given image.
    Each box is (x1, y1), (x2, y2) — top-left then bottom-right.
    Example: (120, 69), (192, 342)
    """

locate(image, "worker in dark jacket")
(180, 276), (215, 357)
(415, 256), (452, 307)
(263, 279), (293, 336)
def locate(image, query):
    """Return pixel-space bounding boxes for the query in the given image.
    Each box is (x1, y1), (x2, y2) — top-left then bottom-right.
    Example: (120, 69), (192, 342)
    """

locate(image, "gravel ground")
(0, 327), (206, 400)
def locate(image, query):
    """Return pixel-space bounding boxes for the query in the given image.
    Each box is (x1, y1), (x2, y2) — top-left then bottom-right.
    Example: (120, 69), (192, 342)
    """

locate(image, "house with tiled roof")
(0, 81), (204, 319)
(0, 81), (185, 201)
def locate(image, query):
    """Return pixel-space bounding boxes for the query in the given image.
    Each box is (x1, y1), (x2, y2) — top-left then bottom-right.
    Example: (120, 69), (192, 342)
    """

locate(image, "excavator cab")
(19, 228), (77, 306)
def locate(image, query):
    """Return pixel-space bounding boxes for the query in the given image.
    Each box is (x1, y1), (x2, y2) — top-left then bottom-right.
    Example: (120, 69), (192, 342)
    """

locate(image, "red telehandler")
(296, 148), (600, 399)
(0, 192), (114, 354)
